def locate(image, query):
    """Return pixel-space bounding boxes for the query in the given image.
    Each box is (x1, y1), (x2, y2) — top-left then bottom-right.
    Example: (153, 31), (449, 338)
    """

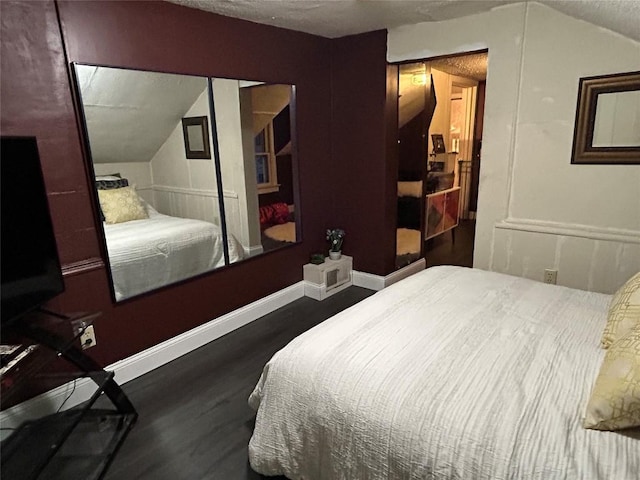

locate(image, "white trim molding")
(353, 258), (426, 291)
(0, 282), (305, 432)
(495, 218), (640, 244)
(152, 184), (238, 199)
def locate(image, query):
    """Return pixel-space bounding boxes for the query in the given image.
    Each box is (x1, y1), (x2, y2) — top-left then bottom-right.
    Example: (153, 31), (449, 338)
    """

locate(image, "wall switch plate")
(544, 269), (558, 285)
(80, 325), (97, 350)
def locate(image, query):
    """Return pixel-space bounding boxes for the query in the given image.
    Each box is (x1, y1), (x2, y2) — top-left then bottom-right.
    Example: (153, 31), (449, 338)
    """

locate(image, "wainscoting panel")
(492, 221), (640, 293)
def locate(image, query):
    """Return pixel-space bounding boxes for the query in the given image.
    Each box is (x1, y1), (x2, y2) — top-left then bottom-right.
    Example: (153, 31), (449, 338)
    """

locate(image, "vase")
(329, 250), (342, 260)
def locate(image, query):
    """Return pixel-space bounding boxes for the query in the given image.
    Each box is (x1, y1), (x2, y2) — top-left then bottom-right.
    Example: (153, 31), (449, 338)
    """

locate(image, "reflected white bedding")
(248, 266), (639, 479)
(104, 212), (244, 300)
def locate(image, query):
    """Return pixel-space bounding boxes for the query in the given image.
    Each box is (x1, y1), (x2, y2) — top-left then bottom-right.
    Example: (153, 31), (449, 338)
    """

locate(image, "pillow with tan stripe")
(601, 272), (640, 349)
(584, 322), (640, 431)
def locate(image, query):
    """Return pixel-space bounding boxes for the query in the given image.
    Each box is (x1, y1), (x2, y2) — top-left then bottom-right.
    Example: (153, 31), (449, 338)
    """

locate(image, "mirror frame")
(181, 116), (212, 159)
(571, 70), (640, 165)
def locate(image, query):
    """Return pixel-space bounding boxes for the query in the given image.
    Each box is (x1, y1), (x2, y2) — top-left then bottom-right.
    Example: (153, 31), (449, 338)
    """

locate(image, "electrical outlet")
(80, 325), (97, 350)
(544, 269), (558, 285)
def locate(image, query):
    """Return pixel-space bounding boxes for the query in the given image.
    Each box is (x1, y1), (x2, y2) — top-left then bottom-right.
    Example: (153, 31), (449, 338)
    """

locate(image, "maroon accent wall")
(0, 1), (101, 268)
(330, 31), (397, 276)
(1, 0), (331, 366)
(1, 1), (393, 371)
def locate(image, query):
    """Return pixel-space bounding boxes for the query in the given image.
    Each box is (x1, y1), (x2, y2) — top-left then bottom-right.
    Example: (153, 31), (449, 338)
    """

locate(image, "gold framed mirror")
(571, 71), (640, 164)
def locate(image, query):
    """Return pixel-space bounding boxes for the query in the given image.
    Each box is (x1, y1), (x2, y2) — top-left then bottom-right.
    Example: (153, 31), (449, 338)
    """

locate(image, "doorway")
(423, 50), (487, 268)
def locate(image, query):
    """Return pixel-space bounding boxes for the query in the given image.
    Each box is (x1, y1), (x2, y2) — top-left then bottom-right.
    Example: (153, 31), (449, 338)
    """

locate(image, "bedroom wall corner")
(387, 2), (640, 293)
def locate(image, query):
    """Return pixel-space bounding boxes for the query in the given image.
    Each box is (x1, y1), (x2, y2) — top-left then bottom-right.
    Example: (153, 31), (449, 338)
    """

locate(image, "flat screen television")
(1, 136), (65, 325)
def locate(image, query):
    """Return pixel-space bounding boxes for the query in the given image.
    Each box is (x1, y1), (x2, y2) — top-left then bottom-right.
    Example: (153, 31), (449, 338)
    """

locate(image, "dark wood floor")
(103, 286), (374, 480)
(425, 219), (475, 268)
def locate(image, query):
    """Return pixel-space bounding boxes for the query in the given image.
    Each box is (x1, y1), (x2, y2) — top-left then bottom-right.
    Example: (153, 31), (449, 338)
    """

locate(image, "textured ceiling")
(429, 52), (488, 82)
(76, 65), (207, 164)
(168, 0), (640, 41)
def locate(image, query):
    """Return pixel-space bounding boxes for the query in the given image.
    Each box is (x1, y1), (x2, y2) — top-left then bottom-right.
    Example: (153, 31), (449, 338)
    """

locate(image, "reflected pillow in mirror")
(95, 176), (129, 221)
(259, 202), (290, 228)
(96, 176), (128, 190)
(98, 186), (148, 224)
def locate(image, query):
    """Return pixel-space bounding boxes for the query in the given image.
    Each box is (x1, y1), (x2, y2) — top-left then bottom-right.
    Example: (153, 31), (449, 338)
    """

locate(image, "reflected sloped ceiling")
(76, 65), (208, 164)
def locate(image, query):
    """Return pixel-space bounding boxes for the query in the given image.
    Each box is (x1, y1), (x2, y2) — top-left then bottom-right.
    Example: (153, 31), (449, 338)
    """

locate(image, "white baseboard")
(353, 258), (426, 291)
(495, 218), (640, 244)
(0, 281), (305, 433)
(108, 281), (304, 386)
(352, 270), (385, 291)
(245, 244), (264, 257)
(383, 258), (426, 287)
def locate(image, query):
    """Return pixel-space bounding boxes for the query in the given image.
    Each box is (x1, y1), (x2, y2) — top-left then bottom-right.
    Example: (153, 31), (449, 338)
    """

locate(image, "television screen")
(1, 136), (65, 324)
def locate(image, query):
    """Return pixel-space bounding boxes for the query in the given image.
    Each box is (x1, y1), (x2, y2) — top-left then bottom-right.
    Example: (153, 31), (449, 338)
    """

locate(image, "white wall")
(388, 2), (640, 293)
(150, 89), (223, 224)
(212, 78), (261, 253)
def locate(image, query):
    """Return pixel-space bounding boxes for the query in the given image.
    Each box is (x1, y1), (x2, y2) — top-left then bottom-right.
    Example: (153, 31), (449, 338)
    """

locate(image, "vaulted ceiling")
(168, 0), (640, 41)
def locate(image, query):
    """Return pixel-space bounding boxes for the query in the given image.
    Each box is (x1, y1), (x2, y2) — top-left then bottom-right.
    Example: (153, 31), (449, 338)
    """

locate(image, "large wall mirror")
(73, 64), (300, 301)
(571, 70), (640, 164)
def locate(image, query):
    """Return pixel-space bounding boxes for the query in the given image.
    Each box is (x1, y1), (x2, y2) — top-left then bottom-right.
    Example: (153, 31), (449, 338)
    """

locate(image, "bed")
(104, 208), (244, 300)
(248, 266), (639, 479)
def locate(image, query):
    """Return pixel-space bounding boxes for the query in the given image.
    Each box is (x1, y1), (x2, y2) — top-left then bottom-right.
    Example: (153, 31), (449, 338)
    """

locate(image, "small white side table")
(303, 255), (353, 301)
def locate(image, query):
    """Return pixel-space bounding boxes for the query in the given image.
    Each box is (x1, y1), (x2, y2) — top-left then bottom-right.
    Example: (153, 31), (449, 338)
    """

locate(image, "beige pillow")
(601, 272), (640, 349)
(584, 322), (640, 431)
(98, 186), (148, 224)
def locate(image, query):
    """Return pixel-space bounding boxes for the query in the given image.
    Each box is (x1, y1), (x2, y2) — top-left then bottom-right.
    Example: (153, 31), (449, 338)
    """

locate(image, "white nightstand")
(303, 255), (353, 301)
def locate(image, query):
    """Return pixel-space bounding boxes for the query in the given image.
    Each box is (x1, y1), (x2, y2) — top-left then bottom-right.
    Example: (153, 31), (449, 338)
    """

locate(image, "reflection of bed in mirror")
(105, 204), (244, 301)
(73, 63), (301, 302)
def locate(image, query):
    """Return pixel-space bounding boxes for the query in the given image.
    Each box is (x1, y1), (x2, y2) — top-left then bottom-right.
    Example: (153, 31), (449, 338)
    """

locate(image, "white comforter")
(249, 266), (639, 479)
(104, 212), (244, 300)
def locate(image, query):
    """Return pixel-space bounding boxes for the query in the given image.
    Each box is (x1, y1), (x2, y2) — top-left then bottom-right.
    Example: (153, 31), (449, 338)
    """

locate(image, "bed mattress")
(104, 212), (244, 300)
(248, 266), (639, 479)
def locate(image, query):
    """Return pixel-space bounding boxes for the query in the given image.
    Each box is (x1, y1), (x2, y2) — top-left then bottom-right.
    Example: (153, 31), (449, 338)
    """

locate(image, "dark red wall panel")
(330, 31), (396, 276)
(0, 1), (101, 267)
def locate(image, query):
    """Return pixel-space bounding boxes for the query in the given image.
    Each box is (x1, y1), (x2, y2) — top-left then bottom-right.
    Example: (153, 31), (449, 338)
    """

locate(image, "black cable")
(57, 378), (77, 412)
